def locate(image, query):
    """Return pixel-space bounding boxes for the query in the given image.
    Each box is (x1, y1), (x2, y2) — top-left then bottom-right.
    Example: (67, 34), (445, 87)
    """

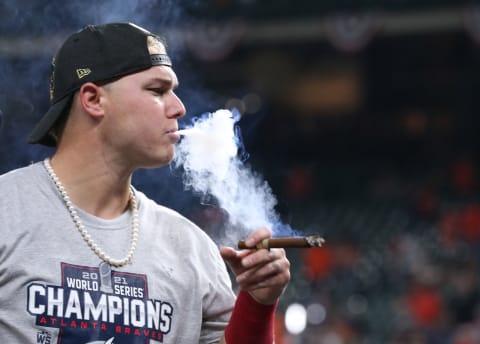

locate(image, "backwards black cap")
(28, 22), (173, 146)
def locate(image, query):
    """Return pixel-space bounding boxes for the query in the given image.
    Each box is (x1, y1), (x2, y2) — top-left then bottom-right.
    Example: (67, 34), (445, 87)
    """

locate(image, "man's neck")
(49, 152), (133, 219)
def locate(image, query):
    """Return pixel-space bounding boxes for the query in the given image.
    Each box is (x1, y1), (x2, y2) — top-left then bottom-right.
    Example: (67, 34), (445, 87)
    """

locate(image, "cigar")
(237, 235), (325, 249)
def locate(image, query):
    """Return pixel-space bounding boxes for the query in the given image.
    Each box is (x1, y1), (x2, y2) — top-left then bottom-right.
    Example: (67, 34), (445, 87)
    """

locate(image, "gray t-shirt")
(0, 161), (235, 344)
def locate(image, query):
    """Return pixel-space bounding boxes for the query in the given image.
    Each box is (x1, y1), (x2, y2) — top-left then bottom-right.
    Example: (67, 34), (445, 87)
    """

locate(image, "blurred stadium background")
(2, 1), (480, 343)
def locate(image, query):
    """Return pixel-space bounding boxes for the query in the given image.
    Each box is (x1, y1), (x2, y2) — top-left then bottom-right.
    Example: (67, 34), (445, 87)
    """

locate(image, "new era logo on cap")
(76, 68), (92, 79)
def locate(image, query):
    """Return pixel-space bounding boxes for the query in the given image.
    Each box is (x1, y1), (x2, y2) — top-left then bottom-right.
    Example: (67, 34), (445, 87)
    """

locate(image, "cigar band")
(256, 239), (269, 249)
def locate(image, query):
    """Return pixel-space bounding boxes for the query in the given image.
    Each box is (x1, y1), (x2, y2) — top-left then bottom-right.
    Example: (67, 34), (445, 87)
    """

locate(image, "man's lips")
(166, 128), (180, 142)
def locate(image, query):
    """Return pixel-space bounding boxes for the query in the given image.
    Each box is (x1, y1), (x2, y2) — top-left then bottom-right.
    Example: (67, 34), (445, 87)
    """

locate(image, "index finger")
(242, 227), (273, 248)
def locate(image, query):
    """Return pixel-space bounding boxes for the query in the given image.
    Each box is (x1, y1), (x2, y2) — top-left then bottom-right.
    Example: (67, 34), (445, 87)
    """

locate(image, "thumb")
(220, 246), (238, 262)
(220, 246), (247, 275)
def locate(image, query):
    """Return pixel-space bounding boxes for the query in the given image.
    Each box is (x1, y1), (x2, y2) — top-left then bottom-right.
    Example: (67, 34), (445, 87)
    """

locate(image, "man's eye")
(149, 88), (167, 95)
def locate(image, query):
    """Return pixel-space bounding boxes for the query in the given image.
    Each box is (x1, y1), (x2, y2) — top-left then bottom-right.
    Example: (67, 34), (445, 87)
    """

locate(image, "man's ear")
(78, 82), (105, 119)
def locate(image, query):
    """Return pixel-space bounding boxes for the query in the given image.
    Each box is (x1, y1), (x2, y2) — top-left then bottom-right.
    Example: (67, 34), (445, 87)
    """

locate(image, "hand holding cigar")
(238, 235), (325, 249)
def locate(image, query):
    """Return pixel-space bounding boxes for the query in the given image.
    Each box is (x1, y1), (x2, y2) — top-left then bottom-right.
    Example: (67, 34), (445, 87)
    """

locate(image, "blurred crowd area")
(285, 159), (480, 344)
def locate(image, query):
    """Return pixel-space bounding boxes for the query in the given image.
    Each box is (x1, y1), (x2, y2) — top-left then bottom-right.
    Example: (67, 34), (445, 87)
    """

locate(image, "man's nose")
(168, 92), (186, 119)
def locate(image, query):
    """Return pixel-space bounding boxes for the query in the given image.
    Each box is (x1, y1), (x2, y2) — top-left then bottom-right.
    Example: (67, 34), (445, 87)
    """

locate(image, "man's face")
(99, 63), (186, 169)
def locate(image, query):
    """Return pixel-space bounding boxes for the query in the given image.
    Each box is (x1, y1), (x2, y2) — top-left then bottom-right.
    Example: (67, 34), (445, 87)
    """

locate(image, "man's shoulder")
(136, 190), (193, 225)
(0, 162), (41, 184)
(0, 162), (46, 220)
(135, 190), (216, 243)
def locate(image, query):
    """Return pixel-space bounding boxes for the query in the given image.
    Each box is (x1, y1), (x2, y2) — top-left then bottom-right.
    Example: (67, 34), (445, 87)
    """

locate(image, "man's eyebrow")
(148, 77), (179, 89)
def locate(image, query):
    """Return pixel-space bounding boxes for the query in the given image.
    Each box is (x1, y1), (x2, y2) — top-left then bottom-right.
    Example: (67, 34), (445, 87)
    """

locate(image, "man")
(0, 23), (290, 343)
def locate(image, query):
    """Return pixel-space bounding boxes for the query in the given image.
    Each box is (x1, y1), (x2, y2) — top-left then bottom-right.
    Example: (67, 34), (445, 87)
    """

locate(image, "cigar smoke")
(173, 109), (291, 238)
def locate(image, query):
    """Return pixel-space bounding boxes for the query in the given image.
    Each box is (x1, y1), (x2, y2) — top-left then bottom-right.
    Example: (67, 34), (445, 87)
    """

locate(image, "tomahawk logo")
(27, 263), (173, 343)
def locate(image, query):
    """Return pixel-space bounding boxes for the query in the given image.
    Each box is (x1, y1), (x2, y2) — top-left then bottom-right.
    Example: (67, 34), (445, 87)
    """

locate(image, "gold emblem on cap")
(76, 68), (92, 79)
(147, 35), (165, 55)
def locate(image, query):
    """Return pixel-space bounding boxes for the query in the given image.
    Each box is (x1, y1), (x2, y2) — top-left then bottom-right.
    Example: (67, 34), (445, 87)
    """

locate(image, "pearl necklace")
(43, 158), (139, 267)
